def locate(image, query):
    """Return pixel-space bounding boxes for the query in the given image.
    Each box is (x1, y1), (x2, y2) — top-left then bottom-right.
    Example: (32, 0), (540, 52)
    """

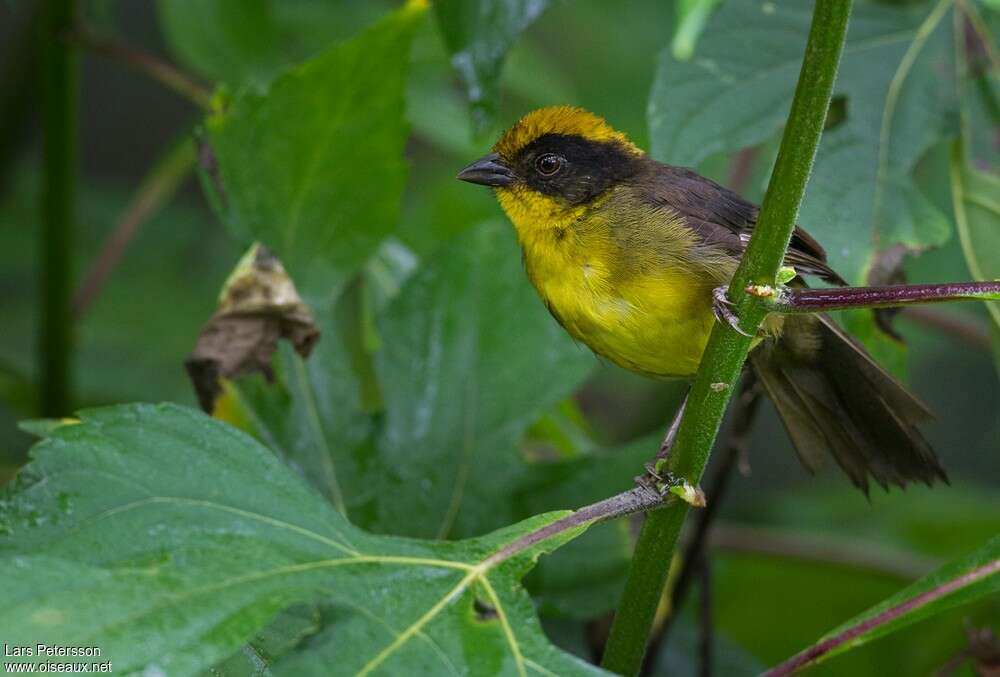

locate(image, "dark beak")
(456, 152), (515, 187)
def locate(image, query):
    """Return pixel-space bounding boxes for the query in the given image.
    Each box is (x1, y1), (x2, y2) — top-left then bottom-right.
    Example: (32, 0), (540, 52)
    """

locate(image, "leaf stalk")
(763, 280), (1000, 315)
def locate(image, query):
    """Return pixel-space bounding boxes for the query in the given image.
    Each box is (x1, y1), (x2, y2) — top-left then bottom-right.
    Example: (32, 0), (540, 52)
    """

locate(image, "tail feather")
(750, 314), (947, 492)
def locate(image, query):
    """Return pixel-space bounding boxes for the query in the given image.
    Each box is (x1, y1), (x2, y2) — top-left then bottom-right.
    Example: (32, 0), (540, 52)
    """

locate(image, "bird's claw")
(712, 286), (753, 337)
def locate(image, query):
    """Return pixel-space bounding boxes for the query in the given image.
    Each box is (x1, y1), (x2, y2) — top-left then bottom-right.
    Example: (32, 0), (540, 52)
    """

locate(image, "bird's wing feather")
(641, 163), (847, 285)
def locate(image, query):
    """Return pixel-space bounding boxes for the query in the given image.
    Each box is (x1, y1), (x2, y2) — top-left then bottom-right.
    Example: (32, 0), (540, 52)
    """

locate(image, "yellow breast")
(499, 186), (724, 379)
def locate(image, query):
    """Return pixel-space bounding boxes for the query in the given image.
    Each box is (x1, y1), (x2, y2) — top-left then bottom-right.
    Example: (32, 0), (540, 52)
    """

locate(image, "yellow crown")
(493, 106), (641, 160)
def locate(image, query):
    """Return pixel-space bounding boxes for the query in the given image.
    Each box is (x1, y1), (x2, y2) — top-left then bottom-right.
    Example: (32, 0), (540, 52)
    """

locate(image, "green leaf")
(652, 615), (765, 676)
(751, 484), (1000, 560)
(979, 0), (1000, 14)
(649, 0), (958, 284)
(221, 325), (374, 520)
(433, 0), (549, 136)
(223, 221), (594, 540)
(951, 147), (1000, 330)
(209, 605), (321, 676)
(371, 220), (595, 538)
(0, 403), (605, 676)
(156, 0), (394, 87)
(769, 536), (1000, 671)
(515, 436), (655, 618)
(206, 4), (424, 301)
(710, 484), (1000, 673)
(0, 168), (238, 475)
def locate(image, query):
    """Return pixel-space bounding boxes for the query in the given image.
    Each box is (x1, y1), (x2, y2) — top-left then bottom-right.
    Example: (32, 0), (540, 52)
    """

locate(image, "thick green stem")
(600, 1), (854, 673)
(39, 0), (77, 416)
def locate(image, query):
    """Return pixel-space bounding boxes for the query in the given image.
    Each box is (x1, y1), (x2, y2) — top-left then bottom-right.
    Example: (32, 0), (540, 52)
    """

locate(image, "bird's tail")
(749, 314), (947, 492)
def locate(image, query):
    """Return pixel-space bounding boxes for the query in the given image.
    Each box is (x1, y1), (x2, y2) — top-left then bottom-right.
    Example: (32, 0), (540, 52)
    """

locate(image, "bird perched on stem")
(458, 106), (945, 492)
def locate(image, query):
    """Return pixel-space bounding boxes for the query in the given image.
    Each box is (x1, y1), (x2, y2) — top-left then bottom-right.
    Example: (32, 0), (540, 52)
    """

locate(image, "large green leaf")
(224, 221), (594, 540)
(765, 536), (1000, 673)
(221, 331), (374, 521)
(649, 0), (957, 284)
(0, 403), (605, 676)
(433, 0), (549, 135)
(371, 221), (594, 539)
(514, 436), (657, 619)
(205, 4), (423, 302)
(0, 169), (238, 472)
(156, 0), (393, 87)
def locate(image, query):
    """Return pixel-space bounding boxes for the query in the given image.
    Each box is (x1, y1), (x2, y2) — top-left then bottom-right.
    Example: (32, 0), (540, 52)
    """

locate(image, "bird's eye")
(535, 153), (563, 176)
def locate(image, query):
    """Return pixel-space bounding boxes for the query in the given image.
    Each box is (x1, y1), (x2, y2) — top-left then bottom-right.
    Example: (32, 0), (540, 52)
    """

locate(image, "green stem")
(39, 0), (77, 416)
(600, 1), (854, 673)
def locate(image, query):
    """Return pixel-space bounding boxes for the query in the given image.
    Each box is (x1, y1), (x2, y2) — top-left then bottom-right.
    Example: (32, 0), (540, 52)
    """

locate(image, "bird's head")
(457, 106), (644, 234)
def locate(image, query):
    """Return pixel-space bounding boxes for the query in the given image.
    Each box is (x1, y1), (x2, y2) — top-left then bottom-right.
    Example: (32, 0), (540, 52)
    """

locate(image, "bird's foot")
(712, 286), (753, 337)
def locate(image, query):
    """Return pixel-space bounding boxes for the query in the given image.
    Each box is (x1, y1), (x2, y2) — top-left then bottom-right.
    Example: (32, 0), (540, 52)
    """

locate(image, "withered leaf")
(185, 244), (319, 412)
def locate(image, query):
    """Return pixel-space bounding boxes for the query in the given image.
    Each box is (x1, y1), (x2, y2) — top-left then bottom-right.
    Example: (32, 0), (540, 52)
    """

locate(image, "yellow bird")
(458, 106), (945, 491)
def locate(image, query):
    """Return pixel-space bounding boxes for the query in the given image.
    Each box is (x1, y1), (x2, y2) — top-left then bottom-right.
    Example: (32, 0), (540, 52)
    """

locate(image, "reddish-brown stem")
(67, 26), (212, 109)
(901, 306), (991, 353)
(767, 281), (1000, 314)
(763, 558), (1000, 676)
(73, 140), (195, 317)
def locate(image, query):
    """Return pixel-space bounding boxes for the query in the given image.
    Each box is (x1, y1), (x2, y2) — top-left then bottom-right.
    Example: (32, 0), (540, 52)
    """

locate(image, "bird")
(457, 105), (946, 492)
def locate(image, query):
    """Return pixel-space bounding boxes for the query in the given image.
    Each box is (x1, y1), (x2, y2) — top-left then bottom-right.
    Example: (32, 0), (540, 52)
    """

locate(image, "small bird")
(458, 106), (945, 491)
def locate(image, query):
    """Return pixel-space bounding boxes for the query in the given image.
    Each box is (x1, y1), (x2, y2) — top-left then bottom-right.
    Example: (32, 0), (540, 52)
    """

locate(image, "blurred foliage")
(651, 0), (960, 372)
(433, 0), (549, 136)
(952, 149), (1000, 329)
(0, 170), (237, 468)
(224, 221), (592, 541)
(156, 0), (394, 87)
(204, 5), (421, 303)
(0, 0), (997, 674)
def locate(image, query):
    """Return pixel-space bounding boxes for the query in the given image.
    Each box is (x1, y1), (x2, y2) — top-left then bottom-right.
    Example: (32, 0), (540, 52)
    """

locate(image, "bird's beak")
(456, 152), (515, 187)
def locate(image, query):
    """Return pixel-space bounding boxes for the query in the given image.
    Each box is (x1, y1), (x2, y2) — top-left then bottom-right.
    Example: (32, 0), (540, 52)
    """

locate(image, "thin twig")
(709, 524), (940, 580)
(480, 485), (669, 570)
(698, 555), (713, 677)
(73, 139), (195, 317)
(655, 395), (688, 461)
(763, 558), (1000, 676)
(901, 306), (992, 353)
(67, 25), (212, 109)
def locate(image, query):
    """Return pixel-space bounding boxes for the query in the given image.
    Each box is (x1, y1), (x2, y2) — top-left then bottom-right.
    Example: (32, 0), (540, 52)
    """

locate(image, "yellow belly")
(499, 183), (734, 378)
(518, 226), (719, 379)
(536, 263), (716, 378)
